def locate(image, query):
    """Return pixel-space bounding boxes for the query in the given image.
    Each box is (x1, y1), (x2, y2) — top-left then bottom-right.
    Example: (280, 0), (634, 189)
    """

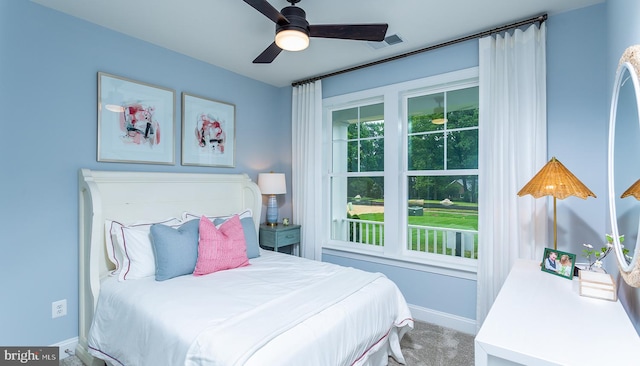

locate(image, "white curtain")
(477, 23), (548, 329)
(291, 80), (323, 260)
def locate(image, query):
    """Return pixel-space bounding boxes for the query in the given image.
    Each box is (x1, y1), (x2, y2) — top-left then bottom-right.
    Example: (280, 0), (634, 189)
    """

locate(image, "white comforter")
(88, 250), (413, 366)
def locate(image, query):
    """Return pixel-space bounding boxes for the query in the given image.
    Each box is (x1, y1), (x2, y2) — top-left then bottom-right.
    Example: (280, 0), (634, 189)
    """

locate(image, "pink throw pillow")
(194, 215), (249, 276)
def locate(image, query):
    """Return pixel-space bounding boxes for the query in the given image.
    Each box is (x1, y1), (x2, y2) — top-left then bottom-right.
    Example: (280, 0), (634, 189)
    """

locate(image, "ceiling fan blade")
(253, 42), (283, 64)
(243, 0), (289, 24)
(309, 24), (389, 41)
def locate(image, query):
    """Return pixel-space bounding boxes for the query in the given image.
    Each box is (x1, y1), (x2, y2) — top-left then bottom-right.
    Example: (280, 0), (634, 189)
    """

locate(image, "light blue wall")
(322, 4), (608, 323)
(0, 0), (291, 345)
(322, 40), (478, 98)
(547, 4), (608, 256)
(606, 0), (640, 335)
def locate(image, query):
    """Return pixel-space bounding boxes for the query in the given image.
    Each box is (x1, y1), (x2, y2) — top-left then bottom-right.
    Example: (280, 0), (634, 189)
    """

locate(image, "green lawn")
(350, 207), (478, 258)
(357, 208), (477, 231)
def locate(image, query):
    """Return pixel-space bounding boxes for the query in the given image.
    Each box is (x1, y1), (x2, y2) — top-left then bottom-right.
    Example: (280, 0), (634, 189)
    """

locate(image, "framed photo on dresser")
(541, 248), (576, 279)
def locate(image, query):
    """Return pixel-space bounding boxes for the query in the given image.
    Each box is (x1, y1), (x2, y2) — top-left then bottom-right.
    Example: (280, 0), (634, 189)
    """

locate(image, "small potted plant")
(581, 234), (627, 272)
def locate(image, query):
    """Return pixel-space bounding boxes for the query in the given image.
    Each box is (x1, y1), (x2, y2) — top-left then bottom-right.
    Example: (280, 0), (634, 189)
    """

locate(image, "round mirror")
(608, 46), (640, 287)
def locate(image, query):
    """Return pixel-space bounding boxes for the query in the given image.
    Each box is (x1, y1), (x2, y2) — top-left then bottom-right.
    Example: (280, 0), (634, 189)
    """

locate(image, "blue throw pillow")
(150, 219), (200, 281)
(213, 216), (260, 259)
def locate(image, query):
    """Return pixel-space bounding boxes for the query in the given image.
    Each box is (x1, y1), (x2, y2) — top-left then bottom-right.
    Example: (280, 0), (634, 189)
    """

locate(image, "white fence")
(407, 224), (477, 259)
(344, 218), (478, 259)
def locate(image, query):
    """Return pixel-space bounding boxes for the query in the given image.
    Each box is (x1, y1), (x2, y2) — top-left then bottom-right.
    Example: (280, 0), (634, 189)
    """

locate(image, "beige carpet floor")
(389, 321), (475, 366)
(60, 321), (474, 365)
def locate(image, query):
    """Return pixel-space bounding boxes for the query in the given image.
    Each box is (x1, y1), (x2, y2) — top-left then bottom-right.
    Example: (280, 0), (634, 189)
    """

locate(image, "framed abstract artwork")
(97, 72), (175, 164)
(181, 92), (236, 167)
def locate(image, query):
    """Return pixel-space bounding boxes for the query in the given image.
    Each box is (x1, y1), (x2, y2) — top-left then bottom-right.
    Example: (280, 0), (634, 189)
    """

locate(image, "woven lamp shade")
(517, 157), (596, 200)
(518, 157), (596, 250)
(621, 179), (640, 200)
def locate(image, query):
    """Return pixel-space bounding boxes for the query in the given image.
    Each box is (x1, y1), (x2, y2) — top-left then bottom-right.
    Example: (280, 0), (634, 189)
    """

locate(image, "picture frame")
(97, 72), (176, 165)
(541, 247), (576, 280)
(181, 92), (236, 167)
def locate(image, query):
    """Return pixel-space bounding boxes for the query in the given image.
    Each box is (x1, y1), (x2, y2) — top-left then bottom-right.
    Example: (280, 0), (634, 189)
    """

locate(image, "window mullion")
(383, 90), (402, 257)
(444, 91), (448, 170)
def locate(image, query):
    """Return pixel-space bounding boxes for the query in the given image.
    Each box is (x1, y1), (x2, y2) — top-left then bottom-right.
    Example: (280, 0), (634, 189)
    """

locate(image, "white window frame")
(329, 99), (386, 252)
(323, 67), (479, 278)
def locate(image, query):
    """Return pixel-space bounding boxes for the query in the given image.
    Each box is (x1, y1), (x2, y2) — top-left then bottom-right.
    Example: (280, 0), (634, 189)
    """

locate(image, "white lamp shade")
(275, 30), (309, 51)
(258, 173), (286, 195)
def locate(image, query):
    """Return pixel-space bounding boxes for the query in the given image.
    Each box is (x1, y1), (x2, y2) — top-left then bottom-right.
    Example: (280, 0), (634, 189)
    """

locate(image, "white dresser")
(475, 259), (640, 365)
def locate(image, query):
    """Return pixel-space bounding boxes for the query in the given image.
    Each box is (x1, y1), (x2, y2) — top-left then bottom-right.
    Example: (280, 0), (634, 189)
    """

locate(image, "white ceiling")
(31, 0), (603, 87)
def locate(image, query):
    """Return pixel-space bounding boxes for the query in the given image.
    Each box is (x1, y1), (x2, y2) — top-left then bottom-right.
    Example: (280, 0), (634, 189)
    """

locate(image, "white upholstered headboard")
(76, 169), (261, 365)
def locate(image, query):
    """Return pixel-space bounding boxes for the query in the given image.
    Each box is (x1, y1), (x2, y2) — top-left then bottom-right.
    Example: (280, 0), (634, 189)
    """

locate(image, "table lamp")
(258, 172), (287, 226)
(621, 179), (640, 199)
(517, 157), (596, 249)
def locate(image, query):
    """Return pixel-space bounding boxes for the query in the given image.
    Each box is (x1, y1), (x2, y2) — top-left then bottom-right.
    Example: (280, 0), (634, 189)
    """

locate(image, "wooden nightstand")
(259, 224), (301, 256)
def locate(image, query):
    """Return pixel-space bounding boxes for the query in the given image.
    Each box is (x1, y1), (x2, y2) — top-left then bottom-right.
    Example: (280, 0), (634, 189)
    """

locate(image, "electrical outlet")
(52, 299), (67, 319)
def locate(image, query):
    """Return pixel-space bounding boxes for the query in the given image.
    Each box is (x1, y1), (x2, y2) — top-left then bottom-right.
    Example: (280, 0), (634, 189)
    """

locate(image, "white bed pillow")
(105, 218), (182, 279)
(104, 220), (124, 275)
(181, 209), (253, 223)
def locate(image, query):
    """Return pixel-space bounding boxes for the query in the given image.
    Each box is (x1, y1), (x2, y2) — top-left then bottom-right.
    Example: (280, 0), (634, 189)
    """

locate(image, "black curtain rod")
(291, 13), (547, 87)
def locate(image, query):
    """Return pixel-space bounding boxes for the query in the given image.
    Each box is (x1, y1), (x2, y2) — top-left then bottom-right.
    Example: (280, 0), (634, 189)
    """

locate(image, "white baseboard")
(409, 304), (477, 335)
(52, 337), (78, 360)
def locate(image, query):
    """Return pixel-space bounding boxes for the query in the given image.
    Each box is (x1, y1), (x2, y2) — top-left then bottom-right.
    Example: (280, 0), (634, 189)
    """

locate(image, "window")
(330, 102), (385, 248)
(406, 87), (479, 260)
(325, 68), (479, 273)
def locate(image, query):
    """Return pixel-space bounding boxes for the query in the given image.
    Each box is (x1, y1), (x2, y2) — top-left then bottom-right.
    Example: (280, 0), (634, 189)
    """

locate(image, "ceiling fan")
(243, 0), (389, 63)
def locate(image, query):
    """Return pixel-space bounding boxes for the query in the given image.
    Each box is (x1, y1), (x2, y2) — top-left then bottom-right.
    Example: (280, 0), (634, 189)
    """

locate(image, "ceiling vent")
(368, 34), (404, 50)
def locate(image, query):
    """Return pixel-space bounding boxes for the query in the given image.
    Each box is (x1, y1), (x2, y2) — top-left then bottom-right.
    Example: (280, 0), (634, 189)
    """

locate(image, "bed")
(76, 169), (413, 366)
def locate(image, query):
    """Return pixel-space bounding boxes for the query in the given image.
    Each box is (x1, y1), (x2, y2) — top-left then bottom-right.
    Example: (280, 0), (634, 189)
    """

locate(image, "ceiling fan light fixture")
(275, 29), (309, 51)
(245, 0), (388, 63)
(431, 98), (446, 124)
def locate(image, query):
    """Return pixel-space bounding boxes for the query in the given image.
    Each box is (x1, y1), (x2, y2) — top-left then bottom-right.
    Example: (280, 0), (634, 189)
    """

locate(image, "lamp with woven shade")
(517, 157), (597, 249)
(621, 179), (640, 200)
